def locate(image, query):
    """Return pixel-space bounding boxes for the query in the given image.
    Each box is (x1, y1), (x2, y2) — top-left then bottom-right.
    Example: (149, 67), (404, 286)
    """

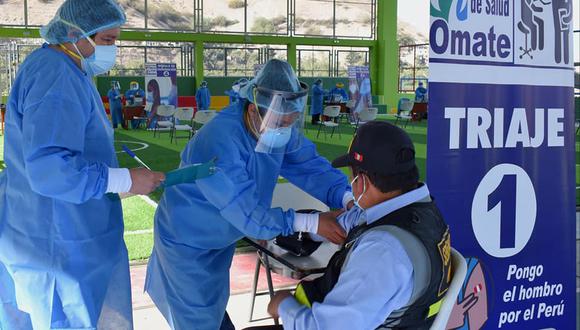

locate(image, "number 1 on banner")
(488, 174), (517, 249)
(472, 164), (536, 258)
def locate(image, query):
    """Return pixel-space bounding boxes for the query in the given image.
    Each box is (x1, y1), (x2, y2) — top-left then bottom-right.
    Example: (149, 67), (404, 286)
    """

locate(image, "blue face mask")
(74, 38), (117, 76)
(259, 127), (292, 149)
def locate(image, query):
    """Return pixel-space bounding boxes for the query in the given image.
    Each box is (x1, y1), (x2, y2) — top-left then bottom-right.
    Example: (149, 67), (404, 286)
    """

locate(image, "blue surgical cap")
(239, 59), (301, 103)
(40, 0), (126, 44)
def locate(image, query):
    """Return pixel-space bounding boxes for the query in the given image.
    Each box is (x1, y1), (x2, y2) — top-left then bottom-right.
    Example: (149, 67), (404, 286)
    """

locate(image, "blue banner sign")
(145, 63), (178, 129)
(427, 0), (575, 329)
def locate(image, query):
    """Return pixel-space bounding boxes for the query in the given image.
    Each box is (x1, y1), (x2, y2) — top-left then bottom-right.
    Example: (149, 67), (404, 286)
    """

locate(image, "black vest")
(297, 200), (451, 329)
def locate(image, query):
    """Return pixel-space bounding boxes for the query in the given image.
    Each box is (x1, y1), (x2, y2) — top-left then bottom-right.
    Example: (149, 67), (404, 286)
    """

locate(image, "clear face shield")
(250, 82), (308, 154)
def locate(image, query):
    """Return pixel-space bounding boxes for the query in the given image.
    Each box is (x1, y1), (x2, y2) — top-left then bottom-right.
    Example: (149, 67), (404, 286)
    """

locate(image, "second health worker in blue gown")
(145, 59), (353, 330)
(0, 0), (164, 329)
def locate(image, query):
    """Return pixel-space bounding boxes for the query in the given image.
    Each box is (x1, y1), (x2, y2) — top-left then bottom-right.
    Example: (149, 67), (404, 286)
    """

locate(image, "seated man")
(246, 121), (451, 330)
(329, 82), (349, 103)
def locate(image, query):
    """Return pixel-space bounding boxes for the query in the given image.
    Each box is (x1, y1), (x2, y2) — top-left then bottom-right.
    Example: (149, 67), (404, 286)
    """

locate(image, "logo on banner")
(516, 0), (573, 64)
(430, 0), (512, 61)
(430, 0), (573, 67)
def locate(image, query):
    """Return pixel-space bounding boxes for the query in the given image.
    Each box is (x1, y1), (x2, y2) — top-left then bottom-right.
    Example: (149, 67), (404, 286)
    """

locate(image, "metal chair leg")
(248, 254), (261, 322)
(262, 255), (279, 325)
(316, 122), (323, 138)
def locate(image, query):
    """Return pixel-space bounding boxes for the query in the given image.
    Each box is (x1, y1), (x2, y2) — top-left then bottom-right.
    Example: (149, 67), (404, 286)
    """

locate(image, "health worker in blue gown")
(414, 82), (428, 103)
(329, 82), (349, 102)
(225, 80), (241, 105)
(196, 80), (211, 110)
(145, 59), (354, 330)
(125, 81), (145, 105)
(0, 1), (165, 329)
(125, 81), (146, 128)
(310, 79), (327, 125)
(225, 78), (250, 105)
(107, 80), (125, 129)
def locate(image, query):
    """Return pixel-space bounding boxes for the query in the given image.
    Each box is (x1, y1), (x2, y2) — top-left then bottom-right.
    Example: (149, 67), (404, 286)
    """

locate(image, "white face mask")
(350, 174), (367, 209)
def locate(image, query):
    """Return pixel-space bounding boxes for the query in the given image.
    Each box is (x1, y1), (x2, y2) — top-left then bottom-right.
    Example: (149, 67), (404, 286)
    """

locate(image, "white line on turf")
(125, 229), (153, 236)
(115, 140), (149, 154)
(139, 194), (159, 207)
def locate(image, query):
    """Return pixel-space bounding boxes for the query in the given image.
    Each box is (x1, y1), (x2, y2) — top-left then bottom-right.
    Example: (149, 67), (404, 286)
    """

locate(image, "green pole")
(195, 41), (204, 88)
(373, 0), (398, 110)
(287, 43), (297, 70)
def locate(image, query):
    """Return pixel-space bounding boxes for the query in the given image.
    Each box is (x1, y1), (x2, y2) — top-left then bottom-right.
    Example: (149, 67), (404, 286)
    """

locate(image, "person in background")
(125, 81), (145, 105)
(125, 80), (146, 128)
(0, 1), (165, 329)
(107, 80), (125, 129)
(251, 121), (451, 330)
(226, 79), (241, 105)
(145, 59), (354, 330)
(310, 79), (326, 125)
(329, 82), (349, 103)
(196, 80), (211, 111)
(414, 81), (428, 103)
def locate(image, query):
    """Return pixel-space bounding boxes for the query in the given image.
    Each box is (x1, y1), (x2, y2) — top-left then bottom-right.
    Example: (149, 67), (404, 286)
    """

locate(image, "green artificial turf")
(121, 196), (155, 261)
(124, 232), (154, 262)
(122, 195), (155, 231)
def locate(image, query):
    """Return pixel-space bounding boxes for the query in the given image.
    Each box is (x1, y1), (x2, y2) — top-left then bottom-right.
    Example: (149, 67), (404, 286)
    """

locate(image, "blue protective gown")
(195, 86), (211, 110)
(125, 88), (145, 104)
(310, 84), (326, 116)
(107, 88), (123, 128)
(225, 89), (239, 105)
(145, 102), (350, 330)
(329, 87), (349, 102)
(414, 86), (427, 102)
(0, 44), (132, 330)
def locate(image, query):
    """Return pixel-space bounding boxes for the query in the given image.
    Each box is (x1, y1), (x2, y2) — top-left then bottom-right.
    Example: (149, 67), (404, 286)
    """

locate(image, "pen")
(122, 145), (151, 170)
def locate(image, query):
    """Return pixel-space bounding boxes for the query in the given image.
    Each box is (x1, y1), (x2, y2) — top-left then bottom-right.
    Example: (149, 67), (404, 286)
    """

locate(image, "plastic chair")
(430, 247), (468, 330)
(351, 107), (378, 133)
(316, 105), (342, 139)
(153, 105), (177, 138)
(192, 110), (217, 134)
(394, 98), (415, 128)
(170, 107), (194, 144)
